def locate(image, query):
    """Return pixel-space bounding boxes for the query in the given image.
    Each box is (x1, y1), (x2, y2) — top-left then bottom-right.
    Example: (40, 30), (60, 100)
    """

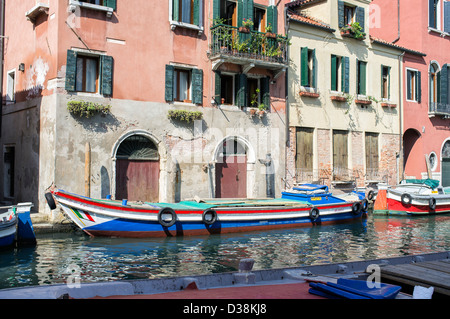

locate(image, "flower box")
(355, 99), (372, 105)
(239, 26), (250, 33)
(381, 103), (396, 108)
(330, 95), (347, 102)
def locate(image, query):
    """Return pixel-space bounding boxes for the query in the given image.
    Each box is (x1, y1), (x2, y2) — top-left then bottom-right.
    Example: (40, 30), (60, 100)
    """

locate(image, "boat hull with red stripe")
(48, 189), (367, 238)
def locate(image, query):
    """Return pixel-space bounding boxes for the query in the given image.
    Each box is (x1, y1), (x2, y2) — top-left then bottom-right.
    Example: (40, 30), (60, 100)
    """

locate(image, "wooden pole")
(85, 142), (90, 197)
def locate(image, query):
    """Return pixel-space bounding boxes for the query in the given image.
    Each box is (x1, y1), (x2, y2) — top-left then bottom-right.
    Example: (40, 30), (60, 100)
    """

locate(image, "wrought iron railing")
(429, 102), (450, 116)
(209, 24), (289, 64)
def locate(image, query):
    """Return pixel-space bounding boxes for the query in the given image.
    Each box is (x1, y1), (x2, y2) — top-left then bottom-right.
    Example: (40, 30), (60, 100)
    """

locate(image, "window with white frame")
(6, 70), (15, 102)
(406, 68), (421, 102)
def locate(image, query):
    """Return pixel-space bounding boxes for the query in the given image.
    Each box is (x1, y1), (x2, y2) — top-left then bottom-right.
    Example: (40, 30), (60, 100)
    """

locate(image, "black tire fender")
(157, 207), (177, 227)
(429, 197), (436, 210)
(367, 190), (374, 201)
(202, 209), (217, 225)
(401, 193), (412, 205)
(309, 207), (320, 221)
(352, 202), (362, 215)
(45, 192), (57, 210)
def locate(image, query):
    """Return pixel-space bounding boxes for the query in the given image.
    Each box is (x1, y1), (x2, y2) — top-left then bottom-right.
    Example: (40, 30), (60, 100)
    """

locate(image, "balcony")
(208, 24), (289, 76)
(429, 102), (450, 118)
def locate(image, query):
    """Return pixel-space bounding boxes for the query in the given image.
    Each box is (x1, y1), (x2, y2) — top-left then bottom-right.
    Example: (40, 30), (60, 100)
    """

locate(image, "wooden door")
(116, 159), (160, 202)
(296, 128), (313, 171)
(333, 130), (348, 178)
(215, 155), (247, 198)
(365, 132), (379, 176)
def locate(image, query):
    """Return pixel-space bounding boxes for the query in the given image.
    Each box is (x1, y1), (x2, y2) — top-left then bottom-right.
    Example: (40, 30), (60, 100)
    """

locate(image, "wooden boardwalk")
(381, 259), (450, 296)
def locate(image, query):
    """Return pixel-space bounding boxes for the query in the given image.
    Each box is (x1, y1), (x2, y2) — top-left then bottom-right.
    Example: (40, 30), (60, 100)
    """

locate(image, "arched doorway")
(215, 137), (248, 198)
(115, 134), (160, 202)
(403, 128), (423, 178)
(442, 140), (450, 186)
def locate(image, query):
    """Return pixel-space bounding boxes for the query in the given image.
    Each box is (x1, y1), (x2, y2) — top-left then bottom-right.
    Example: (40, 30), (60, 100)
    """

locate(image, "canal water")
(1, 213), (450, 290)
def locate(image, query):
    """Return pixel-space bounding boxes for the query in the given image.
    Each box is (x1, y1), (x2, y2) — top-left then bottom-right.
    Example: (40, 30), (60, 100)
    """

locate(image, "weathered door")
(333, 130), (348, 179)
(116, 160), (160, 202)
(296, 127), (314, 175)
(365, 132), (379, 178)
(215, 155), (247, 198)
(115, 135), (160, 202)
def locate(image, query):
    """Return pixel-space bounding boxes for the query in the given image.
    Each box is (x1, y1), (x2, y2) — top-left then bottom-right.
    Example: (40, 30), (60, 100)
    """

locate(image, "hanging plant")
(67, 101), (111, 118)
(168, 110), (203, 123)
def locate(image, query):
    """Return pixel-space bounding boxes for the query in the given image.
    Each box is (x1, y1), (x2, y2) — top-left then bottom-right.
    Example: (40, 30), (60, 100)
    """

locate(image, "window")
(430, 63), (439, 104)
(6, 70), (15, 102)
(173, 0), (201, 26)
(300, 47), (316, 88)
(65, 50), (113, 95)
(406, 68), (421, 102)
(165, 65), (203, 104)
(437, 64), (449, 106)
(429, 0), (439, 29)
(381, 65), (391, 99)
(344, 5), (354, 25)
(357, 60), (367, 95)
(331, 55), (349, 93)
(80, 0), (105, 5)
(220, 0), (237, 26)
(254, 7), (266, 32)
(220, 74), (234, 105)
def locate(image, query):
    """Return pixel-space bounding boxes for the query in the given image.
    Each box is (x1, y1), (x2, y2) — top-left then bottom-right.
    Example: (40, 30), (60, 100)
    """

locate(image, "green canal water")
(1, 214), (449, 290)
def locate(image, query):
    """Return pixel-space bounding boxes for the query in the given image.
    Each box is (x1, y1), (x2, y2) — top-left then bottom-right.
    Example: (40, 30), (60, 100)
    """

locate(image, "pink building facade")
(371, 0), (450, 185)
(1, 1), (289, 219)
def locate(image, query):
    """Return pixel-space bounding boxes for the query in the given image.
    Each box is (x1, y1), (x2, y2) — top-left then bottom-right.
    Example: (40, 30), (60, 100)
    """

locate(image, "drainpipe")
(398, 51), (405, 183)
(0, 0), (5, 137)
(284, 5), (290, 190)
(393, 0), (400, 43)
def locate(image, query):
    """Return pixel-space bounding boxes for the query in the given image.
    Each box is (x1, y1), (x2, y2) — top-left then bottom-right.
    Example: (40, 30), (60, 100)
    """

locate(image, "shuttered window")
(165, 65), (203, 105)
(338, 1), (365, 32)
(79, 0), (116, 10)
(381, 65), (390, 99)
(406, 69), (421, 102)
(331, 55), (349, 93)
(437, 64), (449, 105)
(357, 60), (367, 95)
(65, 50), (113, 96)
(173, 0), (200, 25)
(445, 1), (450, 32)
(301, 47), (316, 88)
(429, 0), (439, 29)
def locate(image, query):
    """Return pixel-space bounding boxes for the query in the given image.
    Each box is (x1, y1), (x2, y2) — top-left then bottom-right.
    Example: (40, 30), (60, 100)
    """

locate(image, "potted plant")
(340, 22), (366, 40)
(265, 23), (276, 38)
(239, 18), (253, 33)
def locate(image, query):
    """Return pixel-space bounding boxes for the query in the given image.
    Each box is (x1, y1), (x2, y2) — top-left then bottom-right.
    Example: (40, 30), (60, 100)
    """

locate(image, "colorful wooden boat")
(0, 207), (18, 248)
(46, 186), (368, 238)
(373, 179), (450, 215)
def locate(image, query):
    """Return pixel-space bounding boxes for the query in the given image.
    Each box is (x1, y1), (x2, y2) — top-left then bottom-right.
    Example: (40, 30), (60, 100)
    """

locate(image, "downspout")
(0, 0), (5, 137)
(284, 5), (290, 190)
(393, 0), (400, 43)
(398, 51), (405, 183)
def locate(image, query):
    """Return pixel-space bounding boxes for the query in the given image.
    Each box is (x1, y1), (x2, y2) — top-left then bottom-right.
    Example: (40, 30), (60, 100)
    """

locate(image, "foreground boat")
(46, 186), (368, 238)
(0, 203), (35, 248)
(0, 207), (17, 248)
(374, 179), (450, 215)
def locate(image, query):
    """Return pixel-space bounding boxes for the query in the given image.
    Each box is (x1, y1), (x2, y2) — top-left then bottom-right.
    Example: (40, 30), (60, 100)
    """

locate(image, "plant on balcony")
(67, 101), (111, 118)
(265, 23), (276, 38)
(239, 18), (253, 33)
(167, 109), (203, 123)
(340, 22), (366, 40)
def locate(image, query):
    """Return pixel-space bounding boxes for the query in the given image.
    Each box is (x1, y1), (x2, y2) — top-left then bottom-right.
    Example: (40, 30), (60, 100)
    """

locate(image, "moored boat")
(0, 207), (18, 248)
(46, 186), (368, 238)
(373, 179), (450, 215)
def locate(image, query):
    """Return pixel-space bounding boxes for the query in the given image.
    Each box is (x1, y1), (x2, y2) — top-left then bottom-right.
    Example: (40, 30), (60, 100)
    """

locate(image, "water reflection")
(1, 215), (449, 289)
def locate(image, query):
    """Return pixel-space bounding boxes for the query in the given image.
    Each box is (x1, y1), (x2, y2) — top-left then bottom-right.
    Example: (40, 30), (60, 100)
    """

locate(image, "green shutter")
(343, 56), (349, 93)
(65, 50), (77, 92)
(331, 55), (337, 91)
(301, 47), (309, 87)
(355, 7), (365, 32)
(165, 65), (175, 102)
(312, 49), (316, 88)
(261, 76), (270, 109)
(213, 0), (220, 21)
(440, 64), (448, 105)
(173, 0), (180, 21)
(338, 1), (344, 28)
(214, 71), (221, 104)
(237, 0), (243, 27)
(105, 0), (116, 10)
(417, 70), (421, 103)
(358, 61), (366, 95)
(387, 66), (391, 99)
(100, 55), (113, 96)
(245, 0), (254, 23)
(236, 73), (247, 107)
(193, 0), (200, 26)
(192, 69), (203, 105)
(267, 5), (278, 34)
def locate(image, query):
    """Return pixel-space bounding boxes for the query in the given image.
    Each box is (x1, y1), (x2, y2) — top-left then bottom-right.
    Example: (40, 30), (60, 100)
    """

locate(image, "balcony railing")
(209, 24), (289, 65)
(429, 102), (450, 117)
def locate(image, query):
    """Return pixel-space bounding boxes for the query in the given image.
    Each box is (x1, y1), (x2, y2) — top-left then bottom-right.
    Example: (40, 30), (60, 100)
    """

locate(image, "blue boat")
(0, 203), (35, 248)
(0, 207), (18, 248)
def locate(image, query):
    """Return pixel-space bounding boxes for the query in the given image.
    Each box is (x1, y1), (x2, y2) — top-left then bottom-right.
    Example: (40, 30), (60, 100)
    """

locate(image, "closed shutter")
(429, 0), (436, 28)
(213, 0), (220, 20)
(214, 71), (221, 104)
(312, 49), (316, 88)
(331, 55), (337, 91)
(445, 1), (450, 33)
(65, 50), (77, 92)
(358, 61), (366, 95)
(301, 47), (309, 87)
(443, 158), (450, 187)
(416, 70), (422, 103)
(237, 0), (243, 27)
(236, 73), (247, 107)
(338, 1), (345, 28)
(261, 76), (270, 109)
(192, 68), (203, 105)
(244, 0), (254, 22)
(266, 5), (278, 33)
(193, 0), (200, 26)
(342, 56), (349, 93)
(440, 64), (448, 105)
(355, 6), (365, 32)
(100, 55), (113, 96)
(105, 0), (116, 10)
(173, 0), (180, 21)
(165, 65), (175, 102)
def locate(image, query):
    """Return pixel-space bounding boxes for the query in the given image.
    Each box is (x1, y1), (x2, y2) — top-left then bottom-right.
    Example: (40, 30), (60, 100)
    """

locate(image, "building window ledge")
(170, 20), (204, 35)
(25, 3), (49, 23)
(299, 86), (319, 98)
(69, 0), (114, 18)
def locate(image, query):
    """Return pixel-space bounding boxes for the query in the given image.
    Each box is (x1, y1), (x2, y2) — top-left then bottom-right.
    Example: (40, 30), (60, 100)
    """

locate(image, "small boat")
(0, 207), (18, 248)
(46, 186), (368, 238)
(373, 179), (450, 215)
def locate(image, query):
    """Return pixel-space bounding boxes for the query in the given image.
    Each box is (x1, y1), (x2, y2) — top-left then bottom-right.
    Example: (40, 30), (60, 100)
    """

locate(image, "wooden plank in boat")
(380, 263), (450, 296)
(414, 261), (450, 274)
